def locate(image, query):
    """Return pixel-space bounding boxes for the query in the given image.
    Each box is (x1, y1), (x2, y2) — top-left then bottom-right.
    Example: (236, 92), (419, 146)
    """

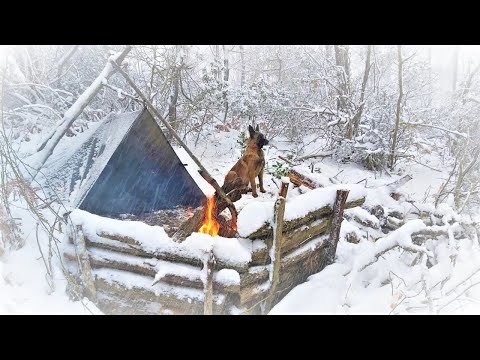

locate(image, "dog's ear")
(248, 125), (255, 138)
(255, 124), (259, 131)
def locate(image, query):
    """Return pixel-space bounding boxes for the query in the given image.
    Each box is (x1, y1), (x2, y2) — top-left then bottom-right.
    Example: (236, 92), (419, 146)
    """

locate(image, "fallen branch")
(384, 174), (413, 192)
(439, 280), (480, 313)
(407, 158), (443, 172)
(287, 169), (319, 189)
(278, 156), (296, 166)
(351, 220), (433, 273)
(295, 150), (334, 162)
(402, 122), (468, 139)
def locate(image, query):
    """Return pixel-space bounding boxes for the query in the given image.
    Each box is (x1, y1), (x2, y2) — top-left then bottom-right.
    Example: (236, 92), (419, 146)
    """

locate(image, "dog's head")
(248, 124), (269, 148)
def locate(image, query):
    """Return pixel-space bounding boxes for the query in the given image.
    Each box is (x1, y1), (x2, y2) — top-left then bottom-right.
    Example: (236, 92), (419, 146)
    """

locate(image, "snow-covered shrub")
(268, 159), (290, 179)
(332, 131), (388, 171)
(229, 79), (291, 140)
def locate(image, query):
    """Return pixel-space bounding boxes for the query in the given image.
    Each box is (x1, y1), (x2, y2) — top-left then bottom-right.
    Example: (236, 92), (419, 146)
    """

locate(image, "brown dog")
(222, 125), (269, 198)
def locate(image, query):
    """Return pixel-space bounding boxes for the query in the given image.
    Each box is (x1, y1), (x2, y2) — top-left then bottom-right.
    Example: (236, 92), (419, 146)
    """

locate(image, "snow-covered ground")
(0, 202), (101, 314)
(2, 121), (479, 315)
(270, 152), (480, 314)
(0, 241), (100, 314)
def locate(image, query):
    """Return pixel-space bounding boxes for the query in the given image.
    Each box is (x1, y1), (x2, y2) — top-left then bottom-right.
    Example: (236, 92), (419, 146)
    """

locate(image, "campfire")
(194, 196), (237, 238)
(173, 194), (238, 241)
(198, 196), (220, 236)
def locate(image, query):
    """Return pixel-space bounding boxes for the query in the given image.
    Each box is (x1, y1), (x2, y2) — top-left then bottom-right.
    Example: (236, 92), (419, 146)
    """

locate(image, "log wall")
(64, 194), (365, 315)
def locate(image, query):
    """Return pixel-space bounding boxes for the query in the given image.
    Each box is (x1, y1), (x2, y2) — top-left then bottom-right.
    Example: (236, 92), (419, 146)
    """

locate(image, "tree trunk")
(348, 45), (372, 139)
(277, 45), (282, 83)
(461, 62), (480, 104)
(240, 45), (246, 87)
(325, 45), (333, 61)
(222, 45), (229, 83)
(452, 45), (459, 93)
(168, 67), (180, 134)
(334, 45), (351, 84)
(334, 45), (352, 138)
(389, 45), (404, 170)
(148, 45), (157, 101)
(222, 45), (229, 124)
(427, 45), (433, 107)
(215, 45), (221, 82)
(55, 45), (79, 88)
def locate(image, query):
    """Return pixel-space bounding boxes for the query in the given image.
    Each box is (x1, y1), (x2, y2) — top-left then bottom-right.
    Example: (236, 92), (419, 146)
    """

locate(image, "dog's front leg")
(258, 170), (266, 193)
(249, 173), (258, 198)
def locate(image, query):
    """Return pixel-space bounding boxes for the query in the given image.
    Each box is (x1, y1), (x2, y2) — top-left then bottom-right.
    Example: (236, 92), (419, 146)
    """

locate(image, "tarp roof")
(42, 108), (212, 217)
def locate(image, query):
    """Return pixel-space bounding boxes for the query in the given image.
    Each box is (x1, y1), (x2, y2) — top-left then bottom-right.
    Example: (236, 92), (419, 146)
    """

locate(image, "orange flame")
(198, 196), (220, 236)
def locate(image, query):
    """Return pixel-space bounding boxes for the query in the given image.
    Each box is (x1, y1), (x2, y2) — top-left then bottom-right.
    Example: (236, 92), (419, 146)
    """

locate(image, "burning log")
(173, 196), (237, 242)
(173, 208), (205, 242)
(216, 215), (238, 238)
(198, 197), (220, 236)
(198, 169), (238, 232)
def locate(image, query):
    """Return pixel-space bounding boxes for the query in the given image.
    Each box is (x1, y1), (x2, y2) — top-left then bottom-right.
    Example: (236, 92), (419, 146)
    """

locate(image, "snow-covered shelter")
(42, 108), (209, 217)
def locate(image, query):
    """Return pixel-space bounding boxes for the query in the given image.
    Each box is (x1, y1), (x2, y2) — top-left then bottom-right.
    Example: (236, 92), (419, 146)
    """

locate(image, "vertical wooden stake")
(75, 225), (97, 302)
(203, 250), (216, 315)
(266, 179), (289, 312)
(326, 189), (350, 265)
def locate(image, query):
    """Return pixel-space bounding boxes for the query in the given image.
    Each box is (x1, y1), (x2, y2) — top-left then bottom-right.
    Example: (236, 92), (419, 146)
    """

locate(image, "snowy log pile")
(61, 183), (366, 315)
